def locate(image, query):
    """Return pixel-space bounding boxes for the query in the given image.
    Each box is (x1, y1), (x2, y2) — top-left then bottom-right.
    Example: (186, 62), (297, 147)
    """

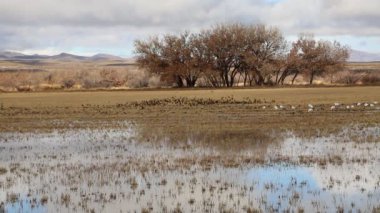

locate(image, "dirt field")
(1, 86), (380, 107)
(1, 86), (379, 134)
(1, 87), (380, 212)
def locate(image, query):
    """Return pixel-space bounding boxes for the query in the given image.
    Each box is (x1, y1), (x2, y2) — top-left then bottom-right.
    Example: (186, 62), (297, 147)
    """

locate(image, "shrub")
(62, 79), (75, 88)
(148, 75), (161, 88)
(97, 80), (114, 88)
(335, 71), (362, 84)
(112, 80), (126, 87)
(361, 73), (380, 85)
(126, 69), (150, 88)
(16, 86), (32, 92)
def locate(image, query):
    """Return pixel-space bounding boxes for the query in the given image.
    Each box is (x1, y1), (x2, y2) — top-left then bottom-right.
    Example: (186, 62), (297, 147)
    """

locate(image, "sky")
(1, 0), (380, 57)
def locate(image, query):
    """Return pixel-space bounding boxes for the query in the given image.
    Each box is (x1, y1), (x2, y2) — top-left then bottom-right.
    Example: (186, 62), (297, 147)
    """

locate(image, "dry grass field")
(347, 62), (380, 71)
(1, 86), (380, 107)
(1, 86), (379, 139)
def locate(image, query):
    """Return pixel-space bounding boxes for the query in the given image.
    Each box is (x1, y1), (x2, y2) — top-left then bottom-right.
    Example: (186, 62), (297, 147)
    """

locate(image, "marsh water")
(0, 124), (379, 212)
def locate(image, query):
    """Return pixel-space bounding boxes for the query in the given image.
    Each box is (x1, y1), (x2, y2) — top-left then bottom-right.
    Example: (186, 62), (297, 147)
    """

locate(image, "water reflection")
(0, 126), (379, 212)
(5, 196), (46, 213)
(245, 164), (380, 212)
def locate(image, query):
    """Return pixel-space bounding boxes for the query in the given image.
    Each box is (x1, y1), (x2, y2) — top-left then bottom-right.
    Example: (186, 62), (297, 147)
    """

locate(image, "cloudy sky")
(1, 0), (380, 56)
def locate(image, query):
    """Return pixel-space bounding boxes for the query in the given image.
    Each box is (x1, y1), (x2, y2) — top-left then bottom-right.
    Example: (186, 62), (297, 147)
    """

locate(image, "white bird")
(370, 104), (375, 107)
(308, 108), (313, 112)
(291, 106), (296, 110)
(346, 105), (350, 109)
(262, 106), (266, 109)
(364, 103), (369, 107)
(279, 105), (284, 109)
(274, 105), (279, 110)
(374, 101), (378, 105)
(308, 104), (314, 108)
(351, 105), (355, 108)
(334, 103), (340, 106)
(357, 102), (362, 106)
(330, 106), (336, 110)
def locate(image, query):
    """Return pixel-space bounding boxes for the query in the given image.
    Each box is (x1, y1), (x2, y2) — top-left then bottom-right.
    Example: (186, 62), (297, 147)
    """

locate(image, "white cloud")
(1, 0), (379, 55)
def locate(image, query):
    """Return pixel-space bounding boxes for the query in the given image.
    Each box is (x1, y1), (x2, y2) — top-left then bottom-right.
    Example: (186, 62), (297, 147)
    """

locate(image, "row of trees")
(134, 23), (349, 87)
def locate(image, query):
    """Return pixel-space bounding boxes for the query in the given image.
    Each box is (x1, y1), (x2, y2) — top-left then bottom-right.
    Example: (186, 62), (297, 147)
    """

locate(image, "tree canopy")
(134, 24), (349, 87)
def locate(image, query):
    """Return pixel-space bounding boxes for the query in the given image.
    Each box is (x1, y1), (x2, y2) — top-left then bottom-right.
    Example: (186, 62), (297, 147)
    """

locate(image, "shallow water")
(0, 126), (379, 212)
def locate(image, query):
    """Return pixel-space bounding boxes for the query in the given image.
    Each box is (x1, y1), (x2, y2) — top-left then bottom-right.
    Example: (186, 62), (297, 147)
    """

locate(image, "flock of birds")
(265, 101), (379, 112)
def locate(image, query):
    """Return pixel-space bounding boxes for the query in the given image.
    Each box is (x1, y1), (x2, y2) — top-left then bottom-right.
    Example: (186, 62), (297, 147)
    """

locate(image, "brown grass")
(0, 167), (7, 175)
(0, 87), (379, 145)
(347, 62), (380, 71)
(1, 86), (379, 107)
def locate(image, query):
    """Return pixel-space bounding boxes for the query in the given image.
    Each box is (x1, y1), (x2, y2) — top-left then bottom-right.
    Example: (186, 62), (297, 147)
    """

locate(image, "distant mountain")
(50, 53), (87, 61)
(349, 50), (380, 62)
(14, 54), (50, 60)
(0, 51), (26, 59)
(90, 53), (124, 61)
(0, 51), (125, 61)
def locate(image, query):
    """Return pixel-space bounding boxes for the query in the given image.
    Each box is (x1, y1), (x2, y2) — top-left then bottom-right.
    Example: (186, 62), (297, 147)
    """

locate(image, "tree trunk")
(257, 75), (265, 86)
(291, 72), (299, 85)
(220, 71), (227, 87)
(243, 71), (247, 87)
(275, 70), (280, 85)
(175, 75), (184, 87)
(253, 69), (265, 86)
(185, 77), (197, 87)
(309, 72), (315, 85)
(229, 71), (237, 87)
(278, 69), (289, 85)
(224, 72), (231, 87)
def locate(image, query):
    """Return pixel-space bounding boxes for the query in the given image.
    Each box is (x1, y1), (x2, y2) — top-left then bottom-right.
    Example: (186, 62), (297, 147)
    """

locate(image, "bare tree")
(134, 24), (349, 87)
(134, 37), (175, 86)
(135, 34), (203, 87)
(276, 44), (303, 85)
(295, 35), (349, 84)
(161, 32), (204, 87)
(189, 33), (212, 87)
(242, 24), (287, 86)
(201, 24), (247, 87)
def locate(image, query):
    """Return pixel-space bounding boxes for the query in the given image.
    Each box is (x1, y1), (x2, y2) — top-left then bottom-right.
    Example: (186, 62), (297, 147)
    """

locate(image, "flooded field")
(1, 124), (379, 212)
